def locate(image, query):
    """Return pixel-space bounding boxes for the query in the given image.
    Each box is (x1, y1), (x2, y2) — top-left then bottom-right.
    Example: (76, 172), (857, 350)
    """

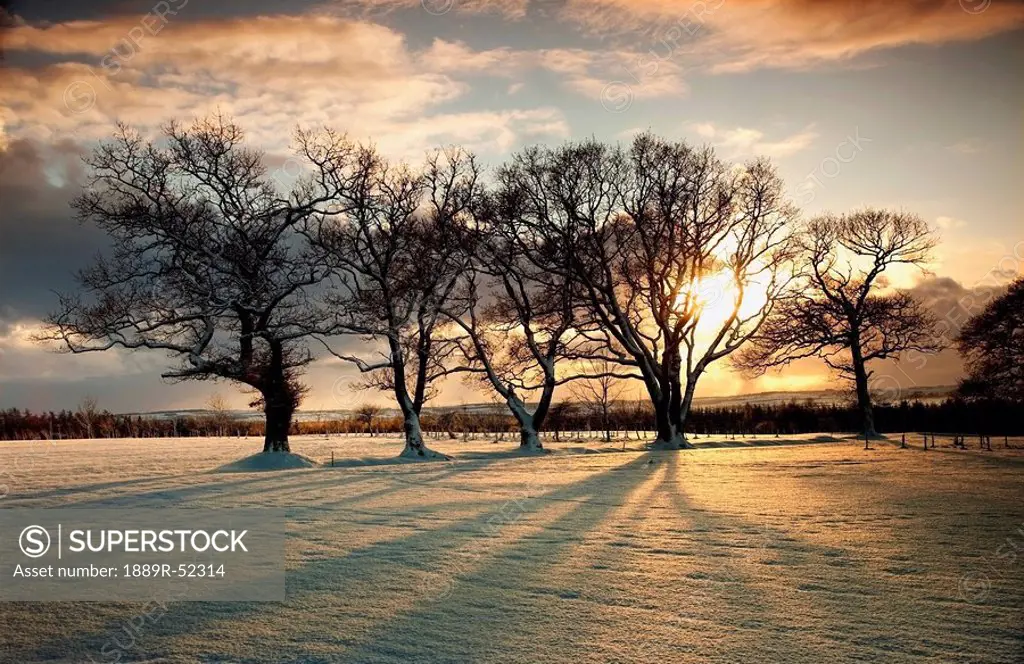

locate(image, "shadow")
(654, 451), (990, 661)
(10, 445), (1010, 662)
(657, 451), (814, 660)
(326, 445), (551, 468)
(338, 450), (836, 661)
(55, 469), (374, 509)
(48, 451), (522, 510)
(690, 435), (844, 450)
(3, 473), (199, 503)
(5, 453), (654, 662)
(314, 453), (661, 662)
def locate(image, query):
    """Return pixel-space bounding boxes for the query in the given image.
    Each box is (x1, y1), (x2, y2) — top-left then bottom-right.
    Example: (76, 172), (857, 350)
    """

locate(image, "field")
(1, 434), (1022, 663)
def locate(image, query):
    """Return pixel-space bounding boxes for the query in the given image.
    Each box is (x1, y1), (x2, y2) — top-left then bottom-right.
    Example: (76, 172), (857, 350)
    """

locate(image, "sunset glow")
(1, 4), (1023, 663)
(1, 1), (1021, 412)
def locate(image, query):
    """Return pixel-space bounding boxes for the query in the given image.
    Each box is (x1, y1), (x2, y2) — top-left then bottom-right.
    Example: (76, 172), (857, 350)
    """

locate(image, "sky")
(0, 0), (1021, 413)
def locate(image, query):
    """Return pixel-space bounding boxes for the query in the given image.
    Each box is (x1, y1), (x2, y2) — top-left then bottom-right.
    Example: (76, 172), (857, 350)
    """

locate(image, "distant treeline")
(1, 398), (1021, 441)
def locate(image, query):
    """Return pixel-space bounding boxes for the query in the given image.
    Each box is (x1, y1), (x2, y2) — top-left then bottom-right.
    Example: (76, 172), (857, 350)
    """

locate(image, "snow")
(1, 433), (1022, 663)
(215, 451), (319, 473)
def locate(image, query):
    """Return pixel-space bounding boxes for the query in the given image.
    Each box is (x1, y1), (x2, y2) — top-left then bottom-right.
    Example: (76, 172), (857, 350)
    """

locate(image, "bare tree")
(504, 134), (797, 449)
(735, 209), (940, 436)
(75, 396), (99, 439)
(354, 404), (382, 436)
(313, 146), (478, 459)
(40, 116), (346, 453)
(570, 359), (627, 442)
(206, 392), (234, 437)
(443, 180), (578, 451)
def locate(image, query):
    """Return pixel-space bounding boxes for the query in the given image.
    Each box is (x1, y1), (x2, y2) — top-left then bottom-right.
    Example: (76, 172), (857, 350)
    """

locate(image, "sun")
(685, 270), (772, 335)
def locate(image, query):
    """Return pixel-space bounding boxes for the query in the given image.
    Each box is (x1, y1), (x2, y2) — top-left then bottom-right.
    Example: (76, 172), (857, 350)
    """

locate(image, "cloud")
(420, 40), (516, 73)
(331, 0), (530, 20)
(369, 108), (569, 154)
(0, 138), (110, 325)
(419, 40), (688, 101)
(560, 0), (1024, 72)
(0, 13), (581, 412)
(947, 139), (985, 154)
(865, 275), (1012, 394)
(0, 320), (166, 381)
(690, 122), (818, 158)
(548, 52), (688, 101)
(936, 216), (968, 230)
(0, 15), (571, 156)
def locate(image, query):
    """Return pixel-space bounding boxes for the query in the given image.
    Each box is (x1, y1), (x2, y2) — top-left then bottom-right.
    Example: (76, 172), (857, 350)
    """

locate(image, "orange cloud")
(563, 0), (1024, 70)
(1, 15), (572, 155)
(2, 13), (701, 153)
(328, 1), (1024, 73)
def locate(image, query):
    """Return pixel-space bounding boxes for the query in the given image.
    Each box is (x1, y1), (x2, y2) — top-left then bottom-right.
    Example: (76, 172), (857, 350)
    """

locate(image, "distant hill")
(688, 385), (955, 408)
(125, 386), (957, 420)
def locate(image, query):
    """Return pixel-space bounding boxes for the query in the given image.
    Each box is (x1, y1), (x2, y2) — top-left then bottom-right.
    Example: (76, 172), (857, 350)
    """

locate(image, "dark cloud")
(0, 137), (110, 328)
(868, 276), (1014, 399)
(0, 373), (203, 414)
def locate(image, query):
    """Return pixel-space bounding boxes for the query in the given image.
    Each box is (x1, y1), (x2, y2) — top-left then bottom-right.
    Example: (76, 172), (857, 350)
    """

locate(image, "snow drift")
(214, 451), (318, 473)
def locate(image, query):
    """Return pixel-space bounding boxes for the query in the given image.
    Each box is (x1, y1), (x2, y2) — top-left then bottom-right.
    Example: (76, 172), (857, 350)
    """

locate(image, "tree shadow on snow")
(48, 452), (513, 509)
(10, 447), (968, 663)
(8, 454), (654, 662)
(656, 452), (953, 661)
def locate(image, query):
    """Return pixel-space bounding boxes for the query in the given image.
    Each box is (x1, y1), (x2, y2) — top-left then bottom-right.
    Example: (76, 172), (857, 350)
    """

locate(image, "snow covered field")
(1, 434), (1022, 663)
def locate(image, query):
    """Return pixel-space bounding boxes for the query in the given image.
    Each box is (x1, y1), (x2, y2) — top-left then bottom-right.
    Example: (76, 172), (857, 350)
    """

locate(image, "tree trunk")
(387, 336), (447, 459)
(519, 426), (544, 451)
(263, 397), (293, 453)
(676, 374), (698, 448)
(532, 376), (554, 430)
(398, 408), (448, 459)
(651, 373), (695, 450)
(652, 389), (673, 448)
(260, 340), (296, 453)
(651, 401), (692, 449)
(851, 345), (877, 437)
(509, 400), (544, 452)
